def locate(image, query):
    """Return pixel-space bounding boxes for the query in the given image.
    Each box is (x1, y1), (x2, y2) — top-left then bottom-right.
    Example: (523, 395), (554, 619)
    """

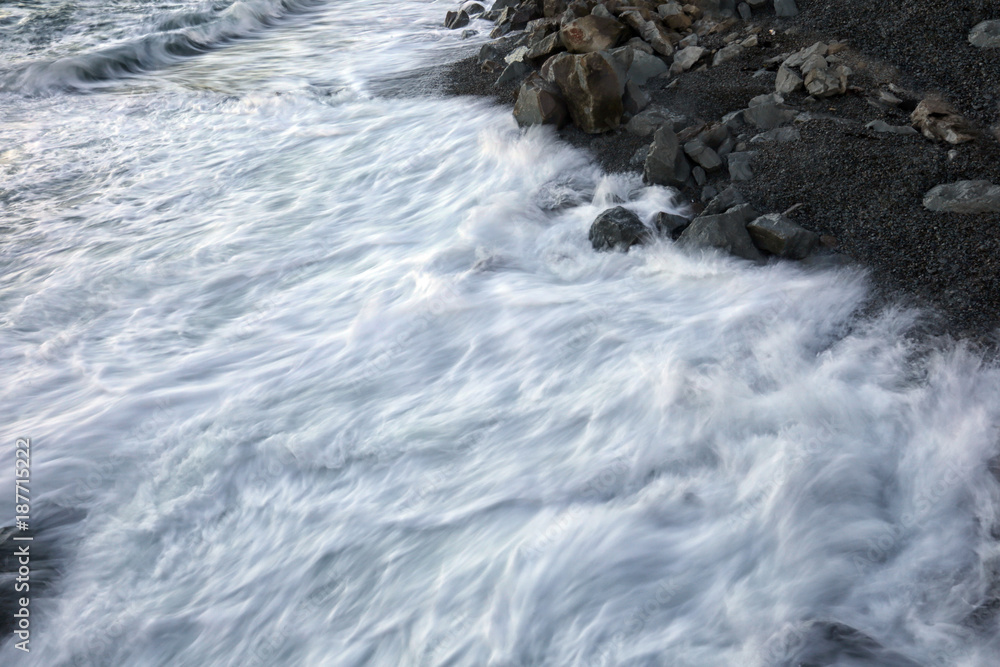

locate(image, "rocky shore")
(439, 0), (1000, 341)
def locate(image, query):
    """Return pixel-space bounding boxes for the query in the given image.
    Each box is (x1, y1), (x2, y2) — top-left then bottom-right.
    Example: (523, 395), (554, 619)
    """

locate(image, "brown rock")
(514, 74), (570, 127)
(911, 98), (977, 145)
(551, 51), (626, 133)
(560, 15), (628, 52)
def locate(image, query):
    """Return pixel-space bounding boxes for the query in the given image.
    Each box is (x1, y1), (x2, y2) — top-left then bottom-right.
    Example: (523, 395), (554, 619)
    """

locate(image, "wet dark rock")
(628, 49), (669, 84)
(514, 73), (570, 127)
(551, 51), (625, 133)
(623, 81), (651, 114)
(726, 150), (757, 180)
(747, 212), (818, 259)
(683, 139), (723, 171)
(496, 60), (533, 86)
(970, 20), (1000, 49)
(445, 10), (471, 28)
(644, 125), (691, 186)
(589, 206), (650, 250)
(786, 621), (922, 667)
(655, 211), (690, 237)
(678, 203), (762, 261)
(923, 180), (1000, 214)
(703, 185), (745, 215)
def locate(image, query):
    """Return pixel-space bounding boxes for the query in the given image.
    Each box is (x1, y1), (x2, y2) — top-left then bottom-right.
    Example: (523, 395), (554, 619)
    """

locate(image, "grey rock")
(751, 126), (801, 142)
(747, 213), (818, 259)
(462, 1), (486, 15)
(799, 53), (827, 75)
(513, 74), (569, 127)
(479, 43), (504, 64)
(727, 150), (758, 180)
(737, 2), (751, 20)
(589, 206), (650, 250)
(638, 20), (675, 57)
(716, 135), (735, 157)
(630, 145), (650, 166)
(624, 81), (651, 114)
(445, 10), (471, 29)
(671, 46), (706, 73)
(628, 49), (669, 85)
(505, 45), (531, 64)
(692, 165), (707, 185)
(804, 64), (848, 97)
(678, 204), (763, 261)
(604, 46), (635, 94)
(698, 123), (730, 148)
(496, 61), (532, 86)
(627, 37), (655, 54)
(775, 64), (803, 94)
(713, 43), (744, 67)
(773, 0), (798, 17)
(703, 186), (745, 215)
(701, 185), (718, 202)
(591, 3), (613, 19)
(865, 120), (918, 136)
(923, 181), (1000, 214)
(679, 33), (698, 48)
(743, 103), (797, 130)
(625, 107), (687, 136)
(655, 211), (690, 236)
(782, 41), (827, 69)
(526, 32), (565, 60)
(560, 15), (627, 53)
(644, 125), (690, 186)
(684, 139), (723, 171)
(970, 21), (1000, 48)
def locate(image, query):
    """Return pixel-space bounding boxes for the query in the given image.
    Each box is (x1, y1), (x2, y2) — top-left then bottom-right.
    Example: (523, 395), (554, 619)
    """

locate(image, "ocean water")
(2, 1), (1000, 665)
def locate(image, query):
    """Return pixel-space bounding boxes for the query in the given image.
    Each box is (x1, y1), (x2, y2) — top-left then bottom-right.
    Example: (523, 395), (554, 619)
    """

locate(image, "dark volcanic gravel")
(438, 2), (1000, 340)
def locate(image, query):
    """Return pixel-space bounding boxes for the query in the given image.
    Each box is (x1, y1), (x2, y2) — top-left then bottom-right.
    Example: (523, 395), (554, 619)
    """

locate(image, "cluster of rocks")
(589, 186), (819, 263)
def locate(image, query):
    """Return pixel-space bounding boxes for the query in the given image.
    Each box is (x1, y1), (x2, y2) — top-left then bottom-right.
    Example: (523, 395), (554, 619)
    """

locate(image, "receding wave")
(0, 0), (325, 94)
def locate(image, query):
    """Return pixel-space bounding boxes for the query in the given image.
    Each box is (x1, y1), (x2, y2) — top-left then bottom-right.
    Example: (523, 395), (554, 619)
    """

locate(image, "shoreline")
(437, 0), (1000, 343)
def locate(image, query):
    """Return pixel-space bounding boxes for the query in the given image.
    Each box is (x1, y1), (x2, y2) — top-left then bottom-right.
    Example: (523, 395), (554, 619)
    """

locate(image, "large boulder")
(445, 10), (471, 28)
(969, 21), (1000, 48)
(644, 125), (690, 186)
(678, 204), (762, 261)
(747, 213), (818, 259)
(923, 181), (1000, 214)
(514, 74), (570, 127)
(628, 49), (669, 84)
(625, 106), (687, 136)
(526, 32), (565, 60)
(589, 206), (650, 250)
(911, 98), (977, 144)
(550, 51), (626, 133)
(559, 15), (627, 53)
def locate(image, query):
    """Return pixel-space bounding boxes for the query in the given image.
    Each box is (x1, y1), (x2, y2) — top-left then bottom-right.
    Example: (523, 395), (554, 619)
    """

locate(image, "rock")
(740, 34), (758, 48)
(655, 211), (690, 236)
(750, 126), (800, 142)
(639, 20), (675, 56)
(628, 49), (669, 84)
(630, 145), (650, 166)
(804, 64), (848, 97)
(923, 181), (1000, 214)
(799, 53), (827, 75)
(526, 31), (565, 59)
(703, 185), (745, 215)
(737, 2), (751, 20)
(911, 98), (977, 145)
(445, 10), (471, 28)
(970, 21), (1000, 48)
(726, 150), (757, 180)
(658, 2), (692, 29)
(626, 107), (687, 136)
(560, 15), (627, 52)
(644, 125), (691, 186)
(743, 102), (797, 130)
(679, 33), (698, 48)
(591, 3), (614, 19)
(678, 204), (763, 261)
(782, 41), (827, 69)
(692, 165), (706, 185)
(496, 61), (532, 86)
(623, 81), (651, 114)
(505, 46), (531, 64)
(589, 206), (650, 250)
(865, 120), (918, 136)
(479, 43), (504, 64)
(627, 37), (655, 54)
(551, 51), (625, 133)
(514, 74), (570, 127)
(712, 43), (744, 66)
(683, 139), (723, 170)
(775, 64), (803, 94)
(773, 0), (797, 17)
(604, 45), (634, 94)
(544, 0), (568, 17)
(747, 213), (818, 259)
(463, 2), (487, 15)
(671, 45), (706, 73)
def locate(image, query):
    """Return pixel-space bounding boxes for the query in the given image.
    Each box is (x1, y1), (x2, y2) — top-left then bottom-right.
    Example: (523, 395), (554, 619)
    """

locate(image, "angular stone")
(737, 2), (751, 20)
(560, 15), (627, 53)
(799, 53), (827, 75)
(747, 213), (818, 259)
(623, 81), (651, 114)
(544, 0), (568, 17)
(804, 64), (847, 97)
(865, 120), (918, 136)
(639, 20), (675, 56)
(658, 2), (692, 29)
(683, 139), (723, 170)
(514, 74), (570, 127)
(625, 106), (687, 136)
(655, 211), (690, 236)
(463, 2), (487, 15)
(712, 43), (744, 66)
(526, 32), (566, 60)
(445, 10), (471, 29)
(969, 21), (1000, 48)
(589, 206), (650, 250)
(750, 126), (800, 142)
(775, 64), (803, 94)
(923, 181), (1000, 214)
(726, 150), (757, 180)
(743, 103), (797, 130)
(644, 125), (690, 186)
(505, 46), (531, 64)
(551, 51), (625, 133)
(911, 98), (977, 145)
(698, 122), (730, 148)
(773, 0), (797, 17)
(671, 45), (706, 73)
(703, 185), (745, 215)
(782, 41), (827, 69)
(496, 61), (532, 86)
(627, 37), (656, 54)
(591, 3), (614, 19)
(628, 49), (669, 84)
(678, 204), (763, 260)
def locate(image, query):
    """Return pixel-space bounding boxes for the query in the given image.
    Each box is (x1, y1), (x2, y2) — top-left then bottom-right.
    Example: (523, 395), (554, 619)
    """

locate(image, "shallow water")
(2, 1), (1000, 665)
